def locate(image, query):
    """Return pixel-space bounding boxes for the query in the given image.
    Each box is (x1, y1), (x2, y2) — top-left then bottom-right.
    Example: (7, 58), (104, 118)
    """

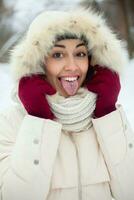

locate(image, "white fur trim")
(10, 8), (128, 80)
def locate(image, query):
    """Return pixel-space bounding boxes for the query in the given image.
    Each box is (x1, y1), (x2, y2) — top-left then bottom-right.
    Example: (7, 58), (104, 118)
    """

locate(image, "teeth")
(62, 77), (78, 82)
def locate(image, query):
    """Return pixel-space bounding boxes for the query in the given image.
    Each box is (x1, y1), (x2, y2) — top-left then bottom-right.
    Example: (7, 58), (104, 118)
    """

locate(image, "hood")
(10, 8), (128, 80)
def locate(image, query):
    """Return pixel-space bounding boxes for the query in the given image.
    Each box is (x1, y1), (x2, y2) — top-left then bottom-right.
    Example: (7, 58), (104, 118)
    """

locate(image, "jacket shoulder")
(0, 105), (26, 136)
(0, 104), (25, 118)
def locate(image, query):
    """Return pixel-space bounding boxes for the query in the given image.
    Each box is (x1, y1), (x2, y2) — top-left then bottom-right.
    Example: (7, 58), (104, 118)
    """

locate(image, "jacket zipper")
(69, 133), (82, 200)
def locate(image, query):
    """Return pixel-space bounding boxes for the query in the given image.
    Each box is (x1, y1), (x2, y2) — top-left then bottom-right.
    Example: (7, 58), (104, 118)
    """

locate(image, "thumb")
(86, 79), (104, 94)
(44, 80), (56, 95)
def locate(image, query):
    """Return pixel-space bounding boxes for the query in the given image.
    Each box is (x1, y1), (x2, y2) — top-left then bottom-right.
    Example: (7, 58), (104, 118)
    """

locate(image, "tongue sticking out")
(61, 79), (79, 96)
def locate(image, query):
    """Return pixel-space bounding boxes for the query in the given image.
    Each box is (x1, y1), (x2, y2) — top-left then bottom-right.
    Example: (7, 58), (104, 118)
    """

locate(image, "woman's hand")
(18, 74), (56, 119)
(86, 65), (121, 118)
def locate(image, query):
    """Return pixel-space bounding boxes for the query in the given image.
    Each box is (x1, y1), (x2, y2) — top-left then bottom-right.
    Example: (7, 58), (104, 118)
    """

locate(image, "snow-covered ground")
(0, 60), (134, 129)
(0, 63), (14, 110)
(118, 59), (134, 129)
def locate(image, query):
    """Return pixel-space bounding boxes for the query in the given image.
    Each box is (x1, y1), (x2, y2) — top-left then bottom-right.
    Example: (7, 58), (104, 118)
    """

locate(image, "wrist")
(94, 105), (116, 118)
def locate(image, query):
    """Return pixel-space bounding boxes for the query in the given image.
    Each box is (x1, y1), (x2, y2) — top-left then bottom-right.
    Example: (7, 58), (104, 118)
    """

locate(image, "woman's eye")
(76, 52), (87, 57)
(52, 52), (64, 59)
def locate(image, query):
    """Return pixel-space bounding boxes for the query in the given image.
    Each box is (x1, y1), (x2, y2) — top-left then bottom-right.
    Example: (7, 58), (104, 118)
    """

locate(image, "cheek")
(81, 60), (89, 75)
(45, 63), (59, 78)
(46, 70), (58, 85)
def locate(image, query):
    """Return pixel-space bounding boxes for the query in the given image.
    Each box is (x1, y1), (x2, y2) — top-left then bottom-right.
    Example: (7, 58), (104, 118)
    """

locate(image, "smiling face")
(44, 39), (89, 97)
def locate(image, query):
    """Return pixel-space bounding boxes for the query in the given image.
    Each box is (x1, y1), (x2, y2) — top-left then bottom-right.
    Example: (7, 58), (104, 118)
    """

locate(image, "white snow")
(0, 63), (14, 110)
(4, 0), (81, 32)
(118, 59), (134, 129)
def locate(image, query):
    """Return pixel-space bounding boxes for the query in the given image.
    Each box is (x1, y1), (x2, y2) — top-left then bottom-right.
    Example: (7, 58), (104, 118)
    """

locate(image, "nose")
(64, 55), (79, 71)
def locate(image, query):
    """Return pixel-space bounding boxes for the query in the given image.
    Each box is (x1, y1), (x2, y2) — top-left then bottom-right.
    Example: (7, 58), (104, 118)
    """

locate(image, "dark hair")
(55, 33), (88, 47)
(85, 64), (95, 81)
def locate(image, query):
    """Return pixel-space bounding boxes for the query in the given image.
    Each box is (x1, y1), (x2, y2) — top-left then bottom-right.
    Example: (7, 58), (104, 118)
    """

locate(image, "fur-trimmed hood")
(10, 8), (128, 80)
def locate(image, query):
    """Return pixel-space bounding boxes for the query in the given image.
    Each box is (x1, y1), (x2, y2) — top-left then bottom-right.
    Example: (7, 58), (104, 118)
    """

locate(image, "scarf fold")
(47, 88), (97, 132)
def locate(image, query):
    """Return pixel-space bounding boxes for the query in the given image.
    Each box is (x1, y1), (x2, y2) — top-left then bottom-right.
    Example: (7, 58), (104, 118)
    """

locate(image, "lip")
(58, 75), (80, 80)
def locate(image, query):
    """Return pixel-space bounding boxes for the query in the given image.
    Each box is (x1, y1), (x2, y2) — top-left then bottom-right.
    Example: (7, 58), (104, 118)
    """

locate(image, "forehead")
(54, 39), (87, 48)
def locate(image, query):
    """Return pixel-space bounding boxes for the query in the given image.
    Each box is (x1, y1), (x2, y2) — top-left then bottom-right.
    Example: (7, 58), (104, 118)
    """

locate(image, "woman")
(0, 8), (134, 200)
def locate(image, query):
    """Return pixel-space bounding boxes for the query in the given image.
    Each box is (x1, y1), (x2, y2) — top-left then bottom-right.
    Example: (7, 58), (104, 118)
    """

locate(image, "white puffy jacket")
(0, 104), (134, 200)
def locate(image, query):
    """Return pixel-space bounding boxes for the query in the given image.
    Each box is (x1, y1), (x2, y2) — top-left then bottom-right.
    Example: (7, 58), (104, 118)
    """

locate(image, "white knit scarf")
(47, 88), (97, 132)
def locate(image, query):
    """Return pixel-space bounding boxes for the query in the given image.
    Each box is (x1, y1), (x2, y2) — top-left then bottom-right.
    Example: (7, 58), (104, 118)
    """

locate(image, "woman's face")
(44, 39), (89, 97)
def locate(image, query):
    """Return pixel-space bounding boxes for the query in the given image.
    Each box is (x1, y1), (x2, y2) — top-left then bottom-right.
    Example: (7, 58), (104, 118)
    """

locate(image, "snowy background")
(0, 0), (134, 130)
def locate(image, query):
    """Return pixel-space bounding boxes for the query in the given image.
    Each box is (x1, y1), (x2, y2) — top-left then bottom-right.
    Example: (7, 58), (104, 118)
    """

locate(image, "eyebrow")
(76, 43), (85, 48)
(54, 42), (86, 49)
(54, 44), (65, 48)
